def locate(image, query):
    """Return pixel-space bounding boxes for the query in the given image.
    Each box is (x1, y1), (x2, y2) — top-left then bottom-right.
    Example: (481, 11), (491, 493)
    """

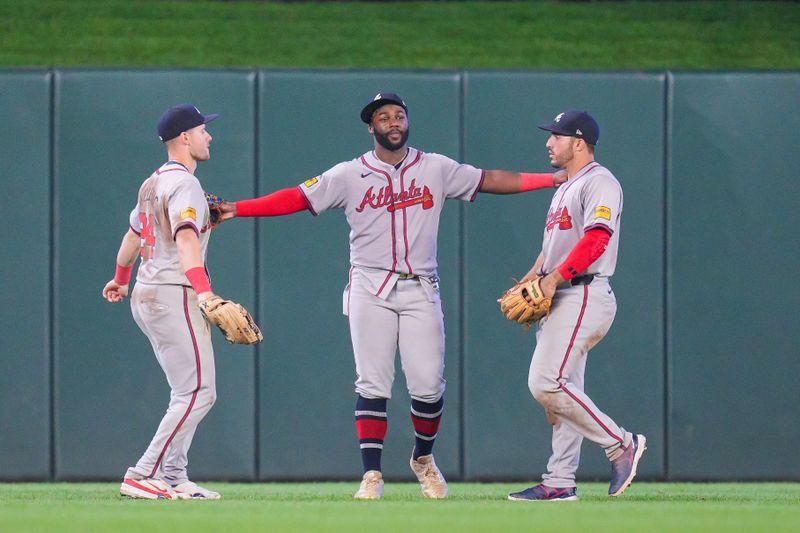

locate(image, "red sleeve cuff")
(114, 263), (133, 285)
(185, 266), (212, 294)
(519, 172), (555, 191)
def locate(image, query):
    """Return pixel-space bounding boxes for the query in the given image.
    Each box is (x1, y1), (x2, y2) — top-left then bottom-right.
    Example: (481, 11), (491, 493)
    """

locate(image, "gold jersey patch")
(303, 176), (319, 188)
(594, 206), (611, 220)
(180, 207), (197, 221)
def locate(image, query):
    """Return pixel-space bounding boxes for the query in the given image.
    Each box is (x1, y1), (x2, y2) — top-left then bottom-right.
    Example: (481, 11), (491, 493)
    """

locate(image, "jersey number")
(139, 212), (155, 261)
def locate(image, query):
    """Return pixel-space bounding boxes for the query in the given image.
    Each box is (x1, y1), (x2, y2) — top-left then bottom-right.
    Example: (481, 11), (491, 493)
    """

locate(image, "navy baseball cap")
(538, 110), (599, 145)
(360, 92), (408, 124)
(157, 104), (219, 142)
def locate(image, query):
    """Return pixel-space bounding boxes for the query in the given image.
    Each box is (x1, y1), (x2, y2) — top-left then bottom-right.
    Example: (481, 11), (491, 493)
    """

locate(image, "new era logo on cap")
(538, 110), (599, 145)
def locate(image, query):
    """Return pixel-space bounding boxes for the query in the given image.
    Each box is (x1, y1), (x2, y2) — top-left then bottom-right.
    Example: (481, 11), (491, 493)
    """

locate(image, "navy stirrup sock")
(355, 396), (387, 472)
(411, 397), (444, 459)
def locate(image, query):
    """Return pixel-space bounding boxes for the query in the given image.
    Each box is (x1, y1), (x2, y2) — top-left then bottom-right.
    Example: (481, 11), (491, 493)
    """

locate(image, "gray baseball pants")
(346, 269), (446, 402)
(527, 278), (632, 488)
(125, 283), (216, 486)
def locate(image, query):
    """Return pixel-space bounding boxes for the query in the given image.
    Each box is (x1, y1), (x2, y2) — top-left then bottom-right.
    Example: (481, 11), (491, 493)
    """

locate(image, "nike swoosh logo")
(360, 172), (372, 178)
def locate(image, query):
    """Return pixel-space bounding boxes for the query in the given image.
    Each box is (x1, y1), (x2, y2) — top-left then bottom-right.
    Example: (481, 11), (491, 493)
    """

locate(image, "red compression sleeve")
(235, 187), (309, 217)
(114, 264), (133, 285)
(556, 228), (611, 280)
(185, 266), (212, 294)
(519, 173), (555, 191)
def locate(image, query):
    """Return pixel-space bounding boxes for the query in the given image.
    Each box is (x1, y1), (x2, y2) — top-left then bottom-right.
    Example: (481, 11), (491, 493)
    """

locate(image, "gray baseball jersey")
(539, 162), (623, 277)
(129, 161), (211, 285)
(299, 147), (484, 298)
(124, 160), (216, 486)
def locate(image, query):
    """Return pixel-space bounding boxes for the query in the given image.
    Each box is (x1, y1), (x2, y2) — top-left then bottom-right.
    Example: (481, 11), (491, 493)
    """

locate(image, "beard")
(549, 146), (573, 169)
(374, 127), (410, 151)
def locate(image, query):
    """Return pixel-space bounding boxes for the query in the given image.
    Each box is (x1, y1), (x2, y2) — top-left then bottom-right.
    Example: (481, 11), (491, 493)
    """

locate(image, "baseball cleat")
(508, 484), (579, 501)
(171, 481), (221, 500)
(354, 470), (384, 500)
(409, 453), (448, 499)
(608, 433), (647, 496)
(119, 477), (179, 500)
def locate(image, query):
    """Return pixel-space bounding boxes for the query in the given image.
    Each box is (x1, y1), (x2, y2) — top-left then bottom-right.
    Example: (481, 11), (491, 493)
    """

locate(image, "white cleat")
(410, 454), (448, 499)
(120, 477), (179, 500)
(171, 481), (221, 500)
(354, 470), (384, 500)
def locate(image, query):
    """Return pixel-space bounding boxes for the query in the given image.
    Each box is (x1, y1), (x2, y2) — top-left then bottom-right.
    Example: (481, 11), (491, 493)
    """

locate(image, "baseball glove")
(199, 295), (263, 345)
(205, 192), (225, 230)
(498, 277), (552, 327)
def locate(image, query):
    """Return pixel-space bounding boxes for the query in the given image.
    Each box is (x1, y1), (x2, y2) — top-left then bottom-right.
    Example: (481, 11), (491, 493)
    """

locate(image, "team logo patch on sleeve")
(594, 206), (612, 220)
(180, 207), (197, 221)
(303, 176), (319, 188)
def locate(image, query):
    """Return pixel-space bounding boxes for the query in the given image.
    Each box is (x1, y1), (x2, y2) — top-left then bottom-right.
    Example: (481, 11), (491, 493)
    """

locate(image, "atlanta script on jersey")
(299, 147), (484, 298)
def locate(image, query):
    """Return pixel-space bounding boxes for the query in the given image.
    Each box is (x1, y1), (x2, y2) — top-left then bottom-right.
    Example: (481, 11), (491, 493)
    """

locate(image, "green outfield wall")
(0, 68), (797, 482)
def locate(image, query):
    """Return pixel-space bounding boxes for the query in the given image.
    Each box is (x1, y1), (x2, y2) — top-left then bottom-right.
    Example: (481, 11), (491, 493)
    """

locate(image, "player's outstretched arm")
(222, 187), (310, 220)
(101, 228), (140, 303)
(480, 170), (567, 194)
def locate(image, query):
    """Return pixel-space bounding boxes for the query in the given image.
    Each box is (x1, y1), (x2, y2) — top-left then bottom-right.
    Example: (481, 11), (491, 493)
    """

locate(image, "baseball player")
(507, 110), (646, 502)
(215, 92), (565, 499)
(101, 104), (225, 500)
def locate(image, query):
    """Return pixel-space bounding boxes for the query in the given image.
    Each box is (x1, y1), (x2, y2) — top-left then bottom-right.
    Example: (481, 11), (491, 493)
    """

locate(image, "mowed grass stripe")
(0, 1), (797, 69)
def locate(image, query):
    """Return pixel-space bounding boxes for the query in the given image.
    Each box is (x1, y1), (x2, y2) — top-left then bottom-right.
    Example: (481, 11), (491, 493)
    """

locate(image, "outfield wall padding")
(0, 71), (52, 479)
(667, 72), (800, 480)
(0, 68), (796, 481)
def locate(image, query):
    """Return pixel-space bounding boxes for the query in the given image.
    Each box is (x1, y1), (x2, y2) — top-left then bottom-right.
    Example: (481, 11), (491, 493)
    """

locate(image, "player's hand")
(197, 290), (215, 303)
(518, 274), (556, 303)
(553, 170), (568, 187)
(217, 201), (237, 222)
(539, 273), (560, 299)
(102, 280), (129, 303)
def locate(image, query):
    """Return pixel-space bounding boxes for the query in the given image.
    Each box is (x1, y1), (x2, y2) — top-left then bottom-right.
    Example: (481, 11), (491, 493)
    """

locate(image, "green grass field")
(1, 0), (798, 69)
(1, 482), (799, 532)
